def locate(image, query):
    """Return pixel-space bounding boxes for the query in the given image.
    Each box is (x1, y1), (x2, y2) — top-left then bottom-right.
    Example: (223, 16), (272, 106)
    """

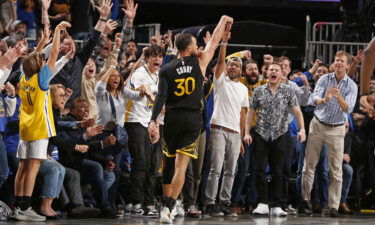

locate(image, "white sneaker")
(270, 207), (288, 217)
(124, 203), (132, 216)
(175, 200), (185, 217)
(285, 205), (297, 215)
(145, 205), (159, 218)
(131, 204), (145, 217)
(159, 207), (173, 224)
(11, 207), (28, 221)
(19, 207), (46, 221)
(252, 203), (269, 215)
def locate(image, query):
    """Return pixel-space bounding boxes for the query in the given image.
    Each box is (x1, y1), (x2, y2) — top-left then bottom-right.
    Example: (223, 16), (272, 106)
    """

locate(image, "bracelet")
(221, 42), (228, 45)
(99, 18), (107, 22)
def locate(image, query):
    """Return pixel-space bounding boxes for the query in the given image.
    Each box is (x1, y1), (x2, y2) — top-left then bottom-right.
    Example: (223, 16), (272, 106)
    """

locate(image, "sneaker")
(322, 206), (330, 215)
(270, 207), (288, 217)
(252, 203), (269, 215)
(159, 207), (173, 224)
(175, 200), (185, 217)
(285, 205), (297, 215)
(68, 205), (101, 219)
(19, 207), (46, 222)
(131, 204), (145, 217)
(101, 207), (119, 218)
(330, 208), (339, 218)
(124, 203), (132, 216)
(205, 204), (224, 217)
(298, 200), (312, 215)
(0, 201), (11, 221)
(186, 205), (201, 218)
(221, 202), (238, 217)
(144, 205), (159, 218)
(11, 207), (28, 221)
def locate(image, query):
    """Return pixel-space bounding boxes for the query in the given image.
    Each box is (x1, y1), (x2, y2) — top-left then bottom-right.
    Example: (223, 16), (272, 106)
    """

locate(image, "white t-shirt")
(210, 74), (249, 133)
(125, 66), (159, 127)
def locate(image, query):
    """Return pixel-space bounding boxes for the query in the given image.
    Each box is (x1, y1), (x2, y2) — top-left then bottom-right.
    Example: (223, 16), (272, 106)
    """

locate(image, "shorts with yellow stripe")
(163, 109), (202, 159)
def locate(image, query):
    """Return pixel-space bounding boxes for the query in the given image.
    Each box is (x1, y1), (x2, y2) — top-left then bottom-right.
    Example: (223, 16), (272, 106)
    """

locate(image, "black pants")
(125, 122), (152, 205)
(143, 125), (163, 206)
(253, 132), (289, 207)
(281, 129), (295, 208)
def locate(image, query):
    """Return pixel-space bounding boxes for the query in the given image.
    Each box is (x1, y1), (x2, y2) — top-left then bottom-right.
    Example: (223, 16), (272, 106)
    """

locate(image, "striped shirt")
(309, 73), (357, 125)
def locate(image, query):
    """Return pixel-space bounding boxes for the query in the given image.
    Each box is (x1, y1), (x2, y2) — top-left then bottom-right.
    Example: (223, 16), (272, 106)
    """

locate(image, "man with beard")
(148, 16), (234, 223)
(243, 62), (306, 217)
(205, 30), (249, 217)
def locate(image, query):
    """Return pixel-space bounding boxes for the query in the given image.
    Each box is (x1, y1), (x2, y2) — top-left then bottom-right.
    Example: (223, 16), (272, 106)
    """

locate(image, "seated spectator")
(49, 84), (101, 219)
(58, 98), (119, 218)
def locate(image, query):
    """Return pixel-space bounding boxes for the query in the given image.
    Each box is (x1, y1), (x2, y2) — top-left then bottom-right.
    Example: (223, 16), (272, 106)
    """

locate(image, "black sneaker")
(298, 201), (312, 215)
(101, 207), (119, 219)
(69, 206), (101, 219)
(220, 202), (237, 217)
(205, 204), (224, 217)
(330, 208), (339, 217)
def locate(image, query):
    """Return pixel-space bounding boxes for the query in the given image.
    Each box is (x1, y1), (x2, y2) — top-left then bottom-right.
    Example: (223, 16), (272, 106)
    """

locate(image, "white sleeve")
(50, 56), (69, 79)
(4, 96), (16, 117)
(213, 72), (226, 87)
(94, 81), (107, 98)
(41, 43), (52, 59)
(0, 68), (11, 86)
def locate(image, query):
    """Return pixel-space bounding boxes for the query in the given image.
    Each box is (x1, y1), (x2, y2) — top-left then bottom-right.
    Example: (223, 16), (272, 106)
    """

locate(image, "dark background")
(134, 0), (342, 32)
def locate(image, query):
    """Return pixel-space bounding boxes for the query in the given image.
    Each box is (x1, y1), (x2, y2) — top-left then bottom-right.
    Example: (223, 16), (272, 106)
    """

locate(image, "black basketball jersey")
(159, 56), (204, 110)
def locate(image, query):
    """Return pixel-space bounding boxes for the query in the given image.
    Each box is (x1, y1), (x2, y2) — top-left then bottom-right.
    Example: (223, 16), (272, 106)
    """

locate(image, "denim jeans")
(231, 143), (251, 204)
(81, 159), (113, 209)
(6, 150), (18, 174)
(0, 138), (7, 189)
(340, 163), (353, 203)
(296, 141), (329, 206)
(38, 158), (66, 198)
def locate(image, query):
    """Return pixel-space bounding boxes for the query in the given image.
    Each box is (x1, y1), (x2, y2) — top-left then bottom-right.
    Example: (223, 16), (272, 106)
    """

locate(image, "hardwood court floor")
(2, 214), (375, 225)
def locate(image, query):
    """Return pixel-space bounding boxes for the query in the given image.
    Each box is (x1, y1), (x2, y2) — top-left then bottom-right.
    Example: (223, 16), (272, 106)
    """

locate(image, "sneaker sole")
(11, 214), (29, 221)
(159, 217), (173, 224)
(271, 213), (288, 217)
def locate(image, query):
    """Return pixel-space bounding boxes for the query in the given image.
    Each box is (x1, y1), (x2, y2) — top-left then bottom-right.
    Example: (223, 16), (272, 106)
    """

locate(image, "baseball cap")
(227, 57), (243, 68)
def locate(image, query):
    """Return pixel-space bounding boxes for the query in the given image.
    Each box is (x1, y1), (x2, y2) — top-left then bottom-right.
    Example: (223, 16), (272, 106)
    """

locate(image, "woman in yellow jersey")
(12, 21), (71, 222)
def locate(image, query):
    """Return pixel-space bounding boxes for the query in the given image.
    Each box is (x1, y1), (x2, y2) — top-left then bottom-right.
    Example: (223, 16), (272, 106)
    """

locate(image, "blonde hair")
(335, 51), (353, 64)
(22, 52), (43, 78)
(49, 84), (66, 105)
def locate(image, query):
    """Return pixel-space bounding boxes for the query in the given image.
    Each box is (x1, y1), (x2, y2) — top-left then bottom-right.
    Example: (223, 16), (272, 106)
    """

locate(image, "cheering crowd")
(0, 0), (374, 223)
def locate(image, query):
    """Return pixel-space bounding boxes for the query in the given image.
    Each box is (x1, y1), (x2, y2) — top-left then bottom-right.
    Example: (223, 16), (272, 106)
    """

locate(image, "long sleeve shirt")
(94, 81), (142, 126)
(309, 73), (358, 125)
(50, 29), (102, 107)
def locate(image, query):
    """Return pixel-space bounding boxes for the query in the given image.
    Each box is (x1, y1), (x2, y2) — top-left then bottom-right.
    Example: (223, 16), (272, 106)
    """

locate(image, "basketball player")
(148, 15), (234, 223)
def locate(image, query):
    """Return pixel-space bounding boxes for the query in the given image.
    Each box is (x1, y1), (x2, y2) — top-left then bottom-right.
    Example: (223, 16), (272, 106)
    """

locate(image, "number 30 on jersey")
(174, 77), (195, 96)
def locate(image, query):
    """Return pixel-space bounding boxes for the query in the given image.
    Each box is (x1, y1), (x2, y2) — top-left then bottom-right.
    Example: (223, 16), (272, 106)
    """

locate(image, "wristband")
(99, 18), (107, 22)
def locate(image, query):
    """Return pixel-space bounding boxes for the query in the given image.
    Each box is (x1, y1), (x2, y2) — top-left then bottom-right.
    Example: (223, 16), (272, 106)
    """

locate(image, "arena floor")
(2, 214), (375, 225)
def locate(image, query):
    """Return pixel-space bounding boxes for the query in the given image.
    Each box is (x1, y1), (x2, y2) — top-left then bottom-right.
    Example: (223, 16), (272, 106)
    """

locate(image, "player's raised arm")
(198, 15), (233, 73)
